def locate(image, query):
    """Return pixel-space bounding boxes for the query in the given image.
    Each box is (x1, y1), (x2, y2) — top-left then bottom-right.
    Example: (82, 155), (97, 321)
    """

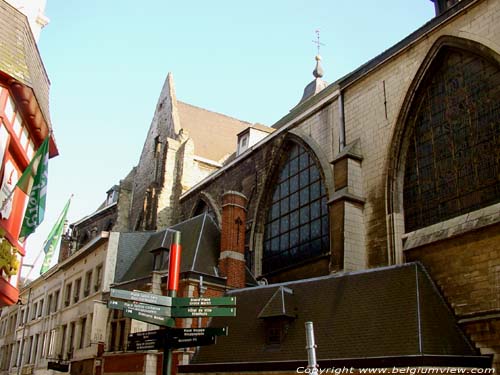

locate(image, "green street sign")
(167, 327), (228, 338)
(124, 308), (174, 326)
(171, 306), (236, 318)
(108, 299), (171, 316)
(172, 296), (236, 307)
(110, 288), (172, 306)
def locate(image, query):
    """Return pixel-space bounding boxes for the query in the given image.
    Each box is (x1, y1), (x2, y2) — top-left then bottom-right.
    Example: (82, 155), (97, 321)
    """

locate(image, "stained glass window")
(263, 142), (329, 274)
(404, 48), (500, 232)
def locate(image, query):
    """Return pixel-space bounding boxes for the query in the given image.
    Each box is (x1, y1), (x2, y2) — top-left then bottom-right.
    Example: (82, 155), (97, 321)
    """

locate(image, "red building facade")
(0, 0), (58, 306)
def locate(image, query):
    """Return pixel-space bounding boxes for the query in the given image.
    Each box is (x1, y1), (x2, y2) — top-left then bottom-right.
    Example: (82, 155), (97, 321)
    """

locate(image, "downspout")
(338, 89), (346, 152)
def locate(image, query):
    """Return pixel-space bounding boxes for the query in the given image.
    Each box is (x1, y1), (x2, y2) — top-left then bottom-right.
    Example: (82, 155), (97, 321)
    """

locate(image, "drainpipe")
(338, 90), (346, 152)
(305, 321), (319, 375)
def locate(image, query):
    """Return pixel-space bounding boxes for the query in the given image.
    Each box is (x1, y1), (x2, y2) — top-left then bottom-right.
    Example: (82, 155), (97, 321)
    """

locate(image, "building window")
(53, 290), (60, 312)
(109, 310), (127, 352)
(262, 142), (329, 274)
(31, 302), (37, 320)
(33, 334), (39, 363)
(265, 320), (289, 345)
(48, 329), (56, 358)
(60, 324), (67, 359)
(84, 270), (92, 297)
(193, 200), (216, 223)
(403, 47), (500, 232)
(238, 133), (250, 155)
(64, 283), (72, 307)
(94, 264), (103, 291)
(79, 317), (87, 349)
(38, 300), (43, 318)
(47, 294), (52, 315)
(68, 322), (75, 359)
(73, 278), (81, 303)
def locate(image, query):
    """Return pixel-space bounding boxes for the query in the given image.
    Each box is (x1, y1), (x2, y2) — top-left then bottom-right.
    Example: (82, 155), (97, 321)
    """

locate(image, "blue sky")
(22, 0), (435, 277)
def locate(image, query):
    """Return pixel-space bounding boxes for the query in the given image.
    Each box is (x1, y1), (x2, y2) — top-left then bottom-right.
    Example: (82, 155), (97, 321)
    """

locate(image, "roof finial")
(312, 30), (325, 78)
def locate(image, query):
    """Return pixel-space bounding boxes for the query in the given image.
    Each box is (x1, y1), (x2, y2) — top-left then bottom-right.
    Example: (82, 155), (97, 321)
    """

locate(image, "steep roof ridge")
(177, 100), (252, 127)
(257, 285), (295, 319)
(190, 212), (208, 272)
(227, 262), (421, 295)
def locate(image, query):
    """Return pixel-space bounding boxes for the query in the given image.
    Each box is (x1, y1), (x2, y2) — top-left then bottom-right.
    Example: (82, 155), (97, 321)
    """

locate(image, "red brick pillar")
(219, 191), (247, 289)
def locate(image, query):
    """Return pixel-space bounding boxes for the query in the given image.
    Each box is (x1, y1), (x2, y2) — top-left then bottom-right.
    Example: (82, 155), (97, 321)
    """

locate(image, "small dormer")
(430, 0), (461, 16)
(236, 124), (274, 156)
(106, 185), (119, 206)
(258, 286), (297, 346)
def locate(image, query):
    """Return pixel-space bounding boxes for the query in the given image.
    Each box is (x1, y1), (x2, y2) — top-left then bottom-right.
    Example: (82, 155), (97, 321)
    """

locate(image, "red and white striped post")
(164, 231), (181, 375)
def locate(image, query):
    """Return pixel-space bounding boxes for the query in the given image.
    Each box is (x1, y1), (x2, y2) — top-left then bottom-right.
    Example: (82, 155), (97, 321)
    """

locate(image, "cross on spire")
(312, 29), (325, 55)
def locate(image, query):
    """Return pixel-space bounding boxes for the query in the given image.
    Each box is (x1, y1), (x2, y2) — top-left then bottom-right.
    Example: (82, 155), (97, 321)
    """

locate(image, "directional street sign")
(127, 339), (162, 351)
(110, 288), (172, 306)
(165, 335), (216, 349)
(123, 308), (173, 326)
(108, 299), (172, 316)
(129, 329), (163, 342)
(127, 329), (221, 351)
(171, 306), (236, 318)
(172, 296), (236, 307)
(128, 327), (227, 342)
(167, 327), (228, 338)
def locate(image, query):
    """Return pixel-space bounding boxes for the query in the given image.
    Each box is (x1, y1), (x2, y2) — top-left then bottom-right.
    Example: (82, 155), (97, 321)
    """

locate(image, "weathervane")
(312, 29), (325, 55)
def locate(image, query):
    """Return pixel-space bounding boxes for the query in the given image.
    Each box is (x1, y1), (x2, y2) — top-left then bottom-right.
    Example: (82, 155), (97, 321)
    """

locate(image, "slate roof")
(0, 0), (51, 125)
(184, 263), (486, 370)
(114, 231), (154, 283)
(118, 213), (221, 283)
(177, 101), (251, 163)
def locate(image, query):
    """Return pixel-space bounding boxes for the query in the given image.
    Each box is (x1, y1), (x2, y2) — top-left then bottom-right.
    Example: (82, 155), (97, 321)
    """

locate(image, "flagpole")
(39, 195), (72, 275)
(0, 187), (15, 212)
(25, 248), (45, 280)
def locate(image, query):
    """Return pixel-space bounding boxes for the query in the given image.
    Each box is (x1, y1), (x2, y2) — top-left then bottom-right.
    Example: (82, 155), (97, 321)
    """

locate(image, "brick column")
(219, 191), (247, 289)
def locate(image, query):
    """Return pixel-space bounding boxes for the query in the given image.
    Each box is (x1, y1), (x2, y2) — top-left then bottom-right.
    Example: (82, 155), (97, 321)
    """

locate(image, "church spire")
(297, 31), (328, 105)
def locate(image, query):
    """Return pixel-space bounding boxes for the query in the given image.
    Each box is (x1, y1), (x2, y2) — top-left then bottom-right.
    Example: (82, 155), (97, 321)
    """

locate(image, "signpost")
(127, 327), (227, 351)
(106, 231), (238, 375)
(108, 299), (171, 316)
(110, 288), (172, 306)
(171, 296), (236, 307)
(171, 306), (236, 318)
(123, 308), (173, 327)
(166, 335), (215, 348)
(166, 327), (228, 338)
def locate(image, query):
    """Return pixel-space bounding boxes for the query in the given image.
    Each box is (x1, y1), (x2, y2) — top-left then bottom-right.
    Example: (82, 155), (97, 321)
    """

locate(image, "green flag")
(40, 197), (71, 274)
(18, 137), (50, 238)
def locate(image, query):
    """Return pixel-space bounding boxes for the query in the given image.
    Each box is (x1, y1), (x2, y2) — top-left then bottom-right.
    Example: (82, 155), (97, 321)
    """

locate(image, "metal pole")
(164, 231), (182, 375)
(305, 321), (319, 375)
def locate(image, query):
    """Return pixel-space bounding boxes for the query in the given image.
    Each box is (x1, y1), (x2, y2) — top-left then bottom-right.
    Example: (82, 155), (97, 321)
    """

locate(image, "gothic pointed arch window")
(262, 141), (329, 274)
(403, 46), (500, 232)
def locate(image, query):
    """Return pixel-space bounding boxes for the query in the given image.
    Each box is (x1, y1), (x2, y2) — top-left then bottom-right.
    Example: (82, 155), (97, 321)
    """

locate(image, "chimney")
(58, 221), (71, 262)
(430, 0), (460, 16)
(219, 191), (247, 289)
